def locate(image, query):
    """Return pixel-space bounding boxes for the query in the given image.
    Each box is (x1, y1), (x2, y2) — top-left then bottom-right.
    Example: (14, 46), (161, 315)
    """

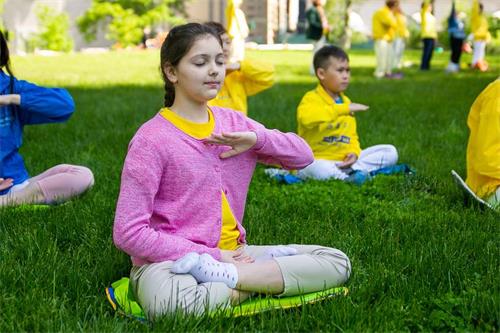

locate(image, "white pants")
(310, 35), (327, 75)
(472, 40), (486, 65)
(298, 145), (398, 181)
(392, 37), (405, 70)
(374, 40), (393, 78)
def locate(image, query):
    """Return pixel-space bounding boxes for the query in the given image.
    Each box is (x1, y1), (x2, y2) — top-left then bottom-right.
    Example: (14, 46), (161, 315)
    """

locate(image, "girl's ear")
(164, 63), (178, 84)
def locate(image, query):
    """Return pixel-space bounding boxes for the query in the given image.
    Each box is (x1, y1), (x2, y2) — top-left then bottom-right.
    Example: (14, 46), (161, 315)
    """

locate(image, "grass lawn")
(0, 48), (498, 332)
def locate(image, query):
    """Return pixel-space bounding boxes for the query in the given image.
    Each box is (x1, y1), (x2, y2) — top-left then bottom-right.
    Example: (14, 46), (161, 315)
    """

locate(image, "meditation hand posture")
(113, 23), (351, 320)
(0, 31), (94, 207)
(206, 22), (274, 115)
(465, 79), (500, 209)
(296, 45), (398, 182)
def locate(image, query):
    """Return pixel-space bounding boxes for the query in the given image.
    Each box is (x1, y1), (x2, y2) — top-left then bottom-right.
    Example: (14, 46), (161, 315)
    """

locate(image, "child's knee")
(331, 249), (352, 282)
(79, 166), (95, 189)
(385, 145), (398, 165)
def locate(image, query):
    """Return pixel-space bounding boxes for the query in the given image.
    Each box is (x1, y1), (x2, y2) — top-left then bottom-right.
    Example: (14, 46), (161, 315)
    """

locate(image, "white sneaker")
(451, 170), (493, 209)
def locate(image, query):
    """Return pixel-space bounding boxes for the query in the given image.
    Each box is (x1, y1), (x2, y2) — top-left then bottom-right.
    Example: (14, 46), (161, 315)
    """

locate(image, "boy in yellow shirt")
(206, 22), (275, 115)
(296, 45), (398, 182)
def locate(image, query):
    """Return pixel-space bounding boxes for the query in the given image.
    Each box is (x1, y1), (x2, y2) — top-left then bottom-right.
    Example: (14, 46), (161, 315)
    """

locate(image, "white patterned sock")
(188, 253), (238, 288)
(171, 252), (200, 274)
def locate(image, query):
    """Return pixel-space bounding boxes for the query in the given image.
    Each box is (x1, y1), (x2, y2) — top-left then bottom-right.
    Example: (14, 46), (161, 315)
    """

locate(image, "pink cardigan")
(113, 107), (313, 266)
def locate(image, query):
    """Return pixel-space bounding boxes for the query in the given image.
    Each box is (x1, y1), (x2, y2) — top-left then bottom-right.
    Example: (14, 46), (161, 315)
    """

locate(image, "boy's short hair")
(313, 45), (349, 73)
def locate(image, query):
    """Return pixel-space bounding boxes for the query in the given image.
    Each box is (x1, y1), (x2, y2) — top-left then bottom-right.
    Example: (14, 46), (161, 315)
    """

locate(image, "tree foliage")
(324, 0), (365, 49)
(77, 0), (186, 47)
(29, 4), (73, 52)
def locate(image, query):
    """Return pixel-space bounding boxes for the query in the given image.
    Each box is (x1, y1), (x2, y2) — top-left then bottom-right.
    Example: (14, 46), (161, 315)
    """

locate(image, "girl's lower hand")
(221, 248), (255, 264)
(0, 178), (13, 191)
(205, 131), (257, 159)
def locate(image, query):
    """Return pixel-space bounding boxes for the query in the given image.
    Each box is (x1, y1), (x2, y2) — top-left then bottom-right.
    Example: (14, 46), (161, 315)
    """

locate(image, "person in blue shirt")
(0, 31), (94, 207)
(446, 1), (466, 73)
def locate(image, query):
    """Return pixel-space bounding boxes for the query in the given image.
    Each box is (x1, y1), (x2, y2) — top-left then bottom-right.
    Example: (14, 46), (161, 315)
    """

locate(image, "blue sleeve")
(14, 78), (75, 125)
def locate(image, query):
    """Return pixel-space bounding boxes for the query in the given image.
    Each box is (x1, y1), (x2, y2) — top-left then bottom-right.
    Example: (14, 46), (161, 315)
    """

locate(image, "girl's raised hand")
(205, 131), (257, 159)
(0, 178), (13, 191)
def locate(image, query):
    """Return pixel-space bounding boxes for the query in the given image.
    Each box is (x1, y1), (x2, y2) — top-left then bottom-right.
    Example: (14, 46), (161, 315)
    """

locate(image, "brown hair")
(160, 23), (222, 107)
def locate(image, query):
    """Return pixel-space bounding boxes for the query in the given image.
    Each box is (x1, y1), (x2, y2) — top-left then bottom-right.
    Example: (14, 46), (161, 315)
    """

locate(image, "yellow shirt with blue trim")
(159, 108), (240, 250)
(471, 0), (491, 41)
(208, 58), (275, 115)
(421, 1), (437, 39)
(297, 84), (361, 161)
(466, 79), (500, 198)
(372, 5), (397, 41)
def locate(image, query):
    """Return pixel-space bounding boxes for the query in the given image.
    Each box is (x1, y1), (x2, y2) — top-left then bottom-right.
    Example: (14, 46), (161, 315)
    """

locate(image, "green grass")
(1, 48), (499, 332)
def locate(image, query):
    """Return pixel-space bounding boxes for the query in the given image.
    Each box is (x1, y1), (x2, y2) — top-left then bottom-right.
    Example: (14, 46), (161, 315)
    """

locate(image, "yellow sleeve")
(297, 92), (350, 129)
(240, 59), (275, 97)
(471, 0), (480, 30)
(469, 84), (500, 178)
(421, 3), (429, 28)
(381, 8), (397, 29)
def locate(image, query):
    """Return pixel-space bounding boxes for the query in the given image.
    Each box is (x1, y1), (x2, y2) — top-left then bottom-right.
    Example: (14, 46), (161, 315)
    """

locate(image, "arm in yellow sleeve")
(381, 8), (397, 29)
(421, 1), (431, 28)
(297, 92), (350, 129)
(471, 89), (500, 179)
(240, 59), (275, 96)
(471, 0), (480, 30)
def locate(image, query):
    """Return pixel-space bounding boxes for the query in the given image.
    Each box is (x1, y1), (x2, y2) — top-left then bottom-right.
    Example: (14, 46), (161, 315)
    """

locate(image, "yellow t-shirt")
(466, 80), (500, 198)
(160, 108), (240, 250)
(297, 84), (361, 161)
(421, 2), (437, 39)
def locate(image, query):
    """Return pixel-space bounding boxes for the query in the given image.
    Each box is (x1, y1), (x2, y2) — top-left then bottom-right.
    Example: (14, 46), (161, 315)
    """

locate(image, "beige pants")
(130, 244), (351, 319)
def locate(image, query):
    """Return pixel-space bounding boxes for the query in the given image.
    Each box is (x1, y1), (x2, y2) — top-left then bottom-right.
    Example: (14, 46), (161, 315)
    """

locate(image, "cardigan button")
(215, 166), (220, 172)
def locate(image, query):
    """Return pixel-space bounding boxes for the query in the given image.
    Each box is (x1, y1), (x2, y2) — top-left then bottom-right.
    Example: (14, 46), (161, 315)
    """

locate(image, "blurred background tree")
(324, 0), (366, 49)
(77, 0), (186, 48)
(28, 4), (73, 52)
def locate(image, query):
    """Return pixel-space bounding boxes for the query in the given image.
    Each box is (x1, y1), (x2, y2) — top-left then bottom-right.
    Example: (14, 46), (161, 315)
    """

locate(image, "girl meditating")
(113, 23), (351, 319)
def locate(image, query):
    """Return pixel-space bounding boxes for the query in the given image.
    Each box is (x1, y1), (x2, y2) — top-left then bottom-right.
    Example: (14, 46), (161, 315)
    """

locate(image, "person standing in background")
(226, 0), (249, 63)
(306, 0), (330, 75)
(392, 2), (409, 74)
(470, 0), (490, 71)
(372, 1), (398, 78)
(420, 0), (438, 70)
(446, 1), (466, 73)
